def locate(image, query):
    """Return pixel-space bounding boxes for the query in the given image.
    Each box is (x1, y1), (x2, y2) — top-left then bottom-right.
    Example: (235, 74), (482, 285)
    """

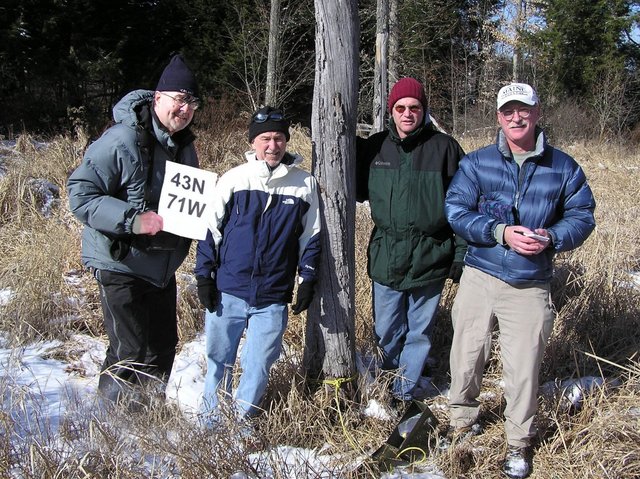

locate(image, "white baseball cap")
(497, 83), (539, 110)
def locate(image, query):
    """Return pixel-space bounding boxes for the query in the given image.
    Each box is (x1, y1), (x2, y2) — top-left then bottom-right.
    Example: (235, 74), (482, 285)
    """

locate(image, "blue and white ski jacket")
(195, 151), (321, 307)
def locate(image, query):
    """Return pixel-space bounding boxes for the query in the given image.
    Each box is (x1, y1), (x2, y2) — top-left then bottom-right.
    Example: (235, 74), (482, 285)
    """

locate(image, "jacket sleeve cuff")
(298, 266), (317, 284)
(493, 223), (507, 245)
(124, 209), (139, 234)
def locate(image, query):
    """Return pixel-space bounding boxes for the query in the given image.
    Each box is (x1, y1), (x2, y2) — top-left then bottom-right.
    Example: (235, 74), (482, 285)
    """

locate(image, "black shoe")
(502, 446), (532, 478)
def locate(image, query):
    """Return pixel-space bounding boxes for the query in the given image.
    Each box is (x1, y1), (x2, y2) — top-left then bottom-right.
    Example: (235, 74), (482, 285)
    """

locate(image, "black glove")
(196, 275), (219, 313)
(447, 262), (464, 283)
(291, 281), (315, 315)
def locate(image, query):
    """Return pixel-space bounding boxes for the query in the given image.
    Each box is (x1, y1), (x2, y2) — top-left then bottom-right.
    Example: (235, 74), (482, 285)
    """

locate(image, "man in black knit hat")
(195, 106), (321, 425)
(68, 54), (201, 408)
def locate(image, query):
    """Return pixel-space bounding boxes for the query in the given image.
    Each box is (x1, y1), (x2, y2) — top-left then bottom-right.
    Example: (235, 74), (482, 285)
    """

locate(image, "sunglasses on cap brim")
(253, 112), (285, 123)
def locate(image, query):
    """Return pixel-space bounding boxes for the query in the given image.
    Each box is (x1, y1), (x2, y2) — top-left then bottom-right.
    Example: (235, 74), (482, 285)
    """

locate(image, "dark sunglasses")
(253, 111), (285, 123)
(394, 104), (422, 114)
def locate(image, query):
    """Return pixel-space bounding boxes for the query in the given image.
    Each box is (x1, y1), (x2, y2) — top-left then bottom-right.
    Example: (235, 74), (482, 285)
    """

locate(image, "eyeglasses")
(394, 104), (422, 114)
(500, 108), (533, 121)
(253, 111), (285, 123)
(160, 92), (201, 110)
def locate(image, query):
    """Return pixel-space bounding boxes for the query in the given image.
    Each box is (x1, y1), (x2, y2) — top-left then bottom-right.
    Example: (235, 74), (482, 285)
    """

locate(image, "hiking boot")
(438, 422), (483, 450)
(502, 446), (532, 478)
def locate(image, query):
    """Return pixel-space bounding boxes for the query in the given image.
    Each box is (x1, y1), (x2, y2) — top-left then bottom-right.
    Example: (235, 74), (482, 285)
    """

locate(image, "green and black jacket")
(356, 120), (466, 290)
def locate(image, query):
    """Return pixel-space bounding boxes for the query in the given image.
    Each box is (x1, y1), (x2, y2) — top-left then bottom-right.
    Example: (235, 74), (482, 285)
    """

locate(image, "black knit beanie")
(156, 54), (199, 97)
(248, 106), (290, 143)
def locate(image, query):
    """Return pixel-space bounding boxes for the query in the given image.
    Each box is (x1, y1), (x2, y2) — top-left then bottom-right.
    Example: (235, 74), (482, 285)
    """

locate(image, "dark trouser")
(94, 269), (178, 404)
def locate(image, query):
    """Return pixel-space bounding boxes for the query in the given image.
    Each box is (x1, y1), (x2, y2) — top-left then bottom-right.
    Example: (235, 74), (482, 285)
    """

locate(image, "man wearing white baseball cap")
(496, 82), (540, 110)
(444, 83), (596, 478)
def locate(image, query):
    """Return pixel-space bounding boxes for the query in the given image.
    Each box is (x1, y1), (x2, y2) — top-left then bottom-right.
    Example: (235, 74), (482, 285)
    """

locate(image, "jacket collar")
(387, 119), (438, 150)
(149, 107), (196, 151)
(497, 126), (546, 159)
(244, 150), (303, 179)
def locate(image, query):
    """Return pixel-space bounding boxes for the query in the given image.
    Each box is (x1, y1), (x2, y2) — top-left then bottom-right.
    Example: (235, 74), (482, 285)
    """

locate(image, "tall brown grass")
(0, 105), (638, 477)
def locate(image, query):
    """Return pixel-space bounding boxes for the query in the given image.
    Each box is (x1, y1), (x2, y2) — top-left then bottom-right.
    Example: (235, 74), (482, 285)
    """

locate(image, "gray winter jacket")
(67, 89), (198, 287)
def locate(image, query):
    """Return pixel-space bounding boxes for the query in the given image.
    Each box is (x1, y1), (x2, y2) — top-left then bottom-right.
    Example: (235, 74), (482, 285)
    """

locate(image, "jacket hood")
(112, 89), (195, 149)
(112, 89), (155, 127)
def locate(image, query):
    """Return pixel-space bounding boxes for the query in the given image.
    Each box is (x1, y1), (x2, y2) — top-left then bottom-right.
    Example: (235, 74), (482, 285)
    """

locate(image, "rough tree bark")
(265, 0), (281, 106)
(303, 0), (359, 389)
(512, 0), (522, 82)
(372, 0), (389, 134)
(388, 0), (399, 86)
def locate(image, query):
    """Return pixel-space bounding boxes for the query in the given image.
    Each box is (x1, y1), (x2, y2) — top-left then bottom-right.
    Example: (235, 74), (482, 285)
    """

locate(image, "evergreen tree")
(0, 0), (191, 135)
(533, 0), (638, 97)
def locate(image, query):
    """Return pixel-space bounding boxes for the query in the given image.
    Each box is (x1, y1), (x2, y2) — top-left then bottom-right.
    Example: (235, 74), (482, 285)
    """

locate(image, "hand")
(132, 211), (163, 235)
(447, 261), (464, 283)
(291, 281), (315, 315)
(504, 226), (550, 256)
(196, 276), (219, 313)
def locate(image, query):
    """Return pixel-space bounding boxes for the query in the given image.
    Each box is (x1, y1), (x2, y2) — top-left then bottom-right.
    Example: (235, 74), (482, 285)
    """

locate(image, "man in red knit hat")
(356, 77), (466, 409)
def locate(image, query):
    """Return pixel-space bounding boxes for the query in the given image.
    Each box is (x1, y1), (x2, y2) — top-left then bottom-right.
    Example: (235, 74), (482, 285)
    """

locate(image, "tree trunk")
(388, 0), (399, 86)
(304, 0), (358, 387)
(265, 0), (281, 106)
(372, 0), (389, 134)
(512, 0), (522, 82)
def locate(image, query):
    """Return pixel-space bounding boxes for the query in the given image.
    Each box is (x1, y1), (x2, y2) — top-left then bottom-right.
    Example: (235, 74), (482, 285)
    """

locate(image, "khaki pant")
(449, 267), (554, 447)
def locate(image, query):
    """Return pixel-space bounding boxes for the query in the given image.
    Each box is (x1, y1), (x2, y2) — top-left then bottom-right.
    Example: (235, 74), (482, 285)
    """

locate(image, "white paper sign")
(157, 162), (218, 241)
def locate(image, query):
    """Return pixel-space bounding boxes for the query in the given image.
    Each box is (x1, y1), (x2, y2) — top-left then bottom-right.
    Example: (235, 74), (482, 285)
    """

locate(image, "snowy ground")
(0, 138), (450, 478)
(0, 312), (447, 478)
(0, 273), (622, 479)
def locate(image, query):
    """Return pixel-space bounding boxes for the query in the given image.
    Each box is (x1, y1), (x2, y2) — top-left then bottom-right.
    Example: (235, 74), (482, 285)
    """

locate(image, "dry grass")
(535, 362), (640, 478)
(0, 117), (639, 478)
(0, 133), (102, 342)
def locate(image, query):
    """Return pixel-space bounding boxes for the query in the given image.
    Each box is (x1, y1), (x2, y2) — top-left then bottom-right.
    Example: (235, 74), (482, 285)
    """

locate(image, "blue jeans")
(373, 280), (444, 400)
(201, 292), (288, 421)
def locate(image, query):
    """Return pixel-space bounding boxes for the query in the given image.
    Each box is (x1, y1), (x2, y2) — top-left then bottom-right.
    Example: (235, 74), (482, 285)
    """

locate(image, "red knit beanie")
(387, 77), (427, 112)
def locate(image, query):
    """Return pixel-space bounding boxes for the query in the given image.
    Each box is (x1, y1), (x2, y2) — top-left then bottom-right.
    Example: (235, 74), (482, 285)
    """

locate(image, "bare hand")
(133, 211), (163, 235)
(504, 226), (550, 256)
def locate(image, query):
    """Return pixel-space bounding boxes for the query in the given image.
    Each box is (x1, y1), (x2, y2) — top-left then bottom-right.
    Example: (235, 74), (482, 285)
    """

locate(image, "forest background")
(2, 0), (640, 143)
(1, 1), (640, 478)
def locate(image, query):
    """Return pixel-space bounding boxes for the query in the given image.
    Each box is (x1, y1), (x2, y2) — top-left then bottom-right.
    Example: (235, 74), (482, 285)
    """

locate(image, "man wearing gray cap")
(195, 106), (321, 425)
(444, 83), (596, 478)
(68, 54), (201, 407)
